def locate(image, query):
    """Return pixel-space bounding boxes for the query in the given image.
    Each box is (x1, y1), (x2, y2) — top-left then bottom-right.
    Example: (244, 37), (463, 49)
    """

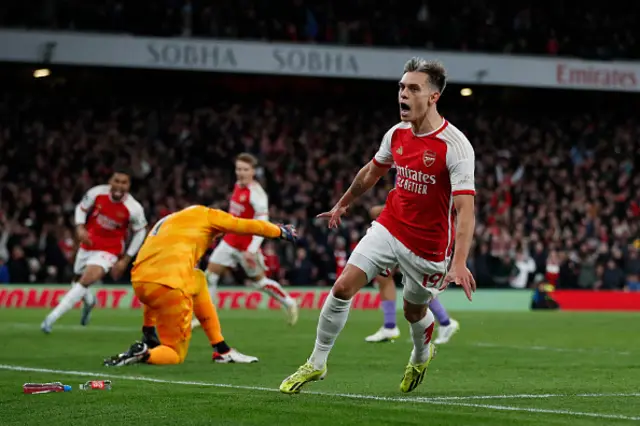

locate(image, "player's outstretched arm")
(442, 194), (476, 300)
(317, 161), (388, 228)
(208, 209), (296, 242)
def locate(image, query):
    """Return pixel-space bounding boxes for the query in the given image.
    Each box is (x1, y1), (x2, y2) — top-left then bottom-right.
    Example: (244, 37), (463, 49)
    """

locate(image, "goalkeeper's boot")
(80, 298), (96, 326)
(141, 326), (161, 349)
(400, 343), (436, 393)
(213, 348), (258, 364)
(279, 361), (327, 394)
(103, 341), (149, 367)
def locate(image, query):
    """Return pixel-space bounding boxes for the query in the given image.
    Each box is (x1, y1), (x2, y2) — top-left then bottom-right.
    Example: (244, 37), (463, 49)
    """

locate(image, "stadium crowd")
(1, 0), (639, 59)
(0, 73), (638, 290)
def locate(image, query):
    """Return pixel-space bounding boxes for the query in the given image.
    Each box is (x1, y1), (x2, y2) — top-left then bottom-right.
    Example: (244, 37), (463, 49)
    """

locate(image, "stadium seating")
(0, 69), (637, 289)
(1, 1), (639, 59)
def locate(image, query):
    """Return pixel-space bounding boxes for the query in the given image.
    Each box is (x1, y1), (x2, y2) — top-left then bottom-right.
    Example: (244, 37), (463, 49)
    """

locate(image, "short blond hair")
(235, 153), (258, 168)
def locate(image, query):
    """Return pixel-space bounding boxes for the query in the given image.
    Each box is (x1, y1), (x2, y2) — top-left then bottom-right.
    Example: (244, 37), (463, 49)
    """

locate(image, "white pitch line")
(426, 400), (640, 421)
(2, 364), (639, 421)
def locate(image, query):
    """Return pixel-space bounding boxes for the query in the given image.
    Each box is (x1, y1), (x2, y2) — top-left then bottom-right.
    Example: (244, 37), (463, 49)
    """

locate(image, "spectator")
(545, 250), (560, 287)
(577, 244), (599, 289)
(510, 248), (536, 289)
(624, 248), (640, 279)
(492, 255), (517, 288)
(0, 253), (9, 283)
(288, 247), (315, 286)
(0, 67), (637, 289)
(473, 242), (493, 287)
(558, 252), (580, 289)
(2, 1), (640, 59)
(0, 219), (10, 263)
(531, 241), (547, 277)
(599, 259), (626, 290)
(7, 246), (30, 283)
(626, 274), (640, 291)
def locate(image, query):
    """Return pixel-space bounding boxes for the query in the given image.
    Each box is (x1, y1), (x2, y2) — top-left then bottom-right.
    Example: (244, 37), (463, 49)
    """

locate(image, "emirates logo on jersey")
(423, 150), (436, 168)
(238, 194), (247, 202)
(229, 200), (246, 216)
(96, 214), (121, 230)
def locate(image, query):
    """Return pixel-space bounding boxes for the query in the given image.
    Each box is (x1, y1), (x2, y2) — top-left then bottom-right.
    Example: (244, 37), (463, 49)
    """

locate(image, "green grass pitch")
(1, 307), (639, 425)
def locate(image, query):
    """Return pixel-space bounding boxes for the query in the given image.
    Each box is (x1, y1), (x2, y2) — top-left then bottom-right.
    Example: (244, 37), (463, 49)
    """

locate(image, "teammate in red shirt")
(192, 153), (298, 328)
(281, 58), (476, 394)
(41, 170), (148, 333)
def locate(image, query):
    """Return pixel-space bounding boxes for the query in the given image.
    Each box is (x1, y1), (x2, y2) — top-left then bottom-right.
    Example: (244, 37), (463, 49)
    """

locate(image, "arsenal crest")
(239, 194), (247, 202)
(423, 150), (436, 168)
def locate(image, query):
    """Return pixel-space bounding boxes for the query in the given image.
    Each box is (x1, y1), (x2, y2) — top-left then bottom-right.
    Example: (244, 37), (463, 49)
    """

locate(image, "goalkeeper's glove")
(278, 224), (298, 243)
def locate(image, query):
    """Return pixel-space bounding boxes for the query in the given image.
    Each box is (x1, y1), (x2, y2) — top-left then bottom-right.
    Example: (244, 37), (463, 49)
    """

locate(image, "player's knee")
(332, 265), (368, 300)
(78, 265), (104, 286)
(332, 281), (353, 300)
(251, 272), (265, 282)
(403, 303), (427, 323)
(207, 262), (226, 275)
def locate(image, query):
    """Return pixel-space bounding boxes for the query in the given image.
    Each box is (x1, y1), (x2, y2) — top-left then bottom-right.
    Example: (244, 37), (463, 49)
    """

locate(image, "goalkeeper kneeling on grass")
(103, 205), (297, 366)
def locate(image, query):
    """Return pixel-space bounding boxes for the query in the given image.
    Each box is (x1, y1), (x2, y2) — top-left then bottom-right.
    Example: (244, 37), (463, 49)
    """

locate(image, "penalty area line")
(1, 364), (638, 421)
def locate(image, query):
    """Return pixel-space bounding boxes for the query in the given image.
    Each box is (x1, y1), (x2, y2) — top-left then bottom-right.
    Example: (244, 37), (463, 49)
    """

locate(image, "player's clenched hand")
(316, 205), (349, 229)
(440, 264), (476, 301)
(110, 258), (128, 280)
(278, 224), (298, 243)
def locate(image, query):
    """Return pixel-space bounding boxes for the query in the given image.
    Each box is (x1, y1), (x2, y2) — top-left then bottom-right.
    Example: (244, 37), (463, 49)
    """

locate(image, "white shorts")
(208, 240), (266, 278)
(73, 248), (119, 276)
(348, 222), (448, 306)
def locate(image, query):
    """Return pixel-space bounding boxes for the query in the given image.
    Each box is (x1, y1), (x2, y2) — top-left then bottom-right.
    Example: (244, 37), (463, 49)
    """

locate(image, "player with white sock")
(364, 206), (460, 345)
(41, 169), (147, 333)
(192, 153), (298, 329)
(280, 57), (476, 394)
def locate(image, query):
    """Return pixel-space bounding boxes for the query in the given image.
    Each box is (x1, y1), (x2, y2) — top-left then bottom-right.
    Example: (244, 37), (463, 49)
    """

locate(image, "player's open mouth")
(400, 102), (410, 117)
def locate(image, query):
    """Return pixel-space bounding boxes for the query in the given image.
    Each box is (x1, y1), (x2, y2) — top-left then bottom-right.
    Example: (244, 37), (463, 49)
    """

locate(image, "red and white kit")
(348, 119), (475, 305)
(208, 181), (269, 276)
(74, 185), (147, 274)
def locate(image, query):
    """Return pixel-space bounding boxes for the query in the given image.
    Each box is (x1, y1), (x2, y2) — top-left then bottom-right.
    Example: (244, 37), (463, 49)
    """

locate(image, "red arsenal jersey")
(372, 120), (475, 262)
(78, 185), (147, 255)
(222, 181), (269, 251)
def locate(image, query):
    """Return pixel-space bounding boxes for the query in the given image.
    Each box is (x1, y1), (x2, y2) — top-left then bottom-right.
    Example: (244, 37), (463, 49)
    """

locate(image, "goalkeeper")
(104, 205), (297, 366)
